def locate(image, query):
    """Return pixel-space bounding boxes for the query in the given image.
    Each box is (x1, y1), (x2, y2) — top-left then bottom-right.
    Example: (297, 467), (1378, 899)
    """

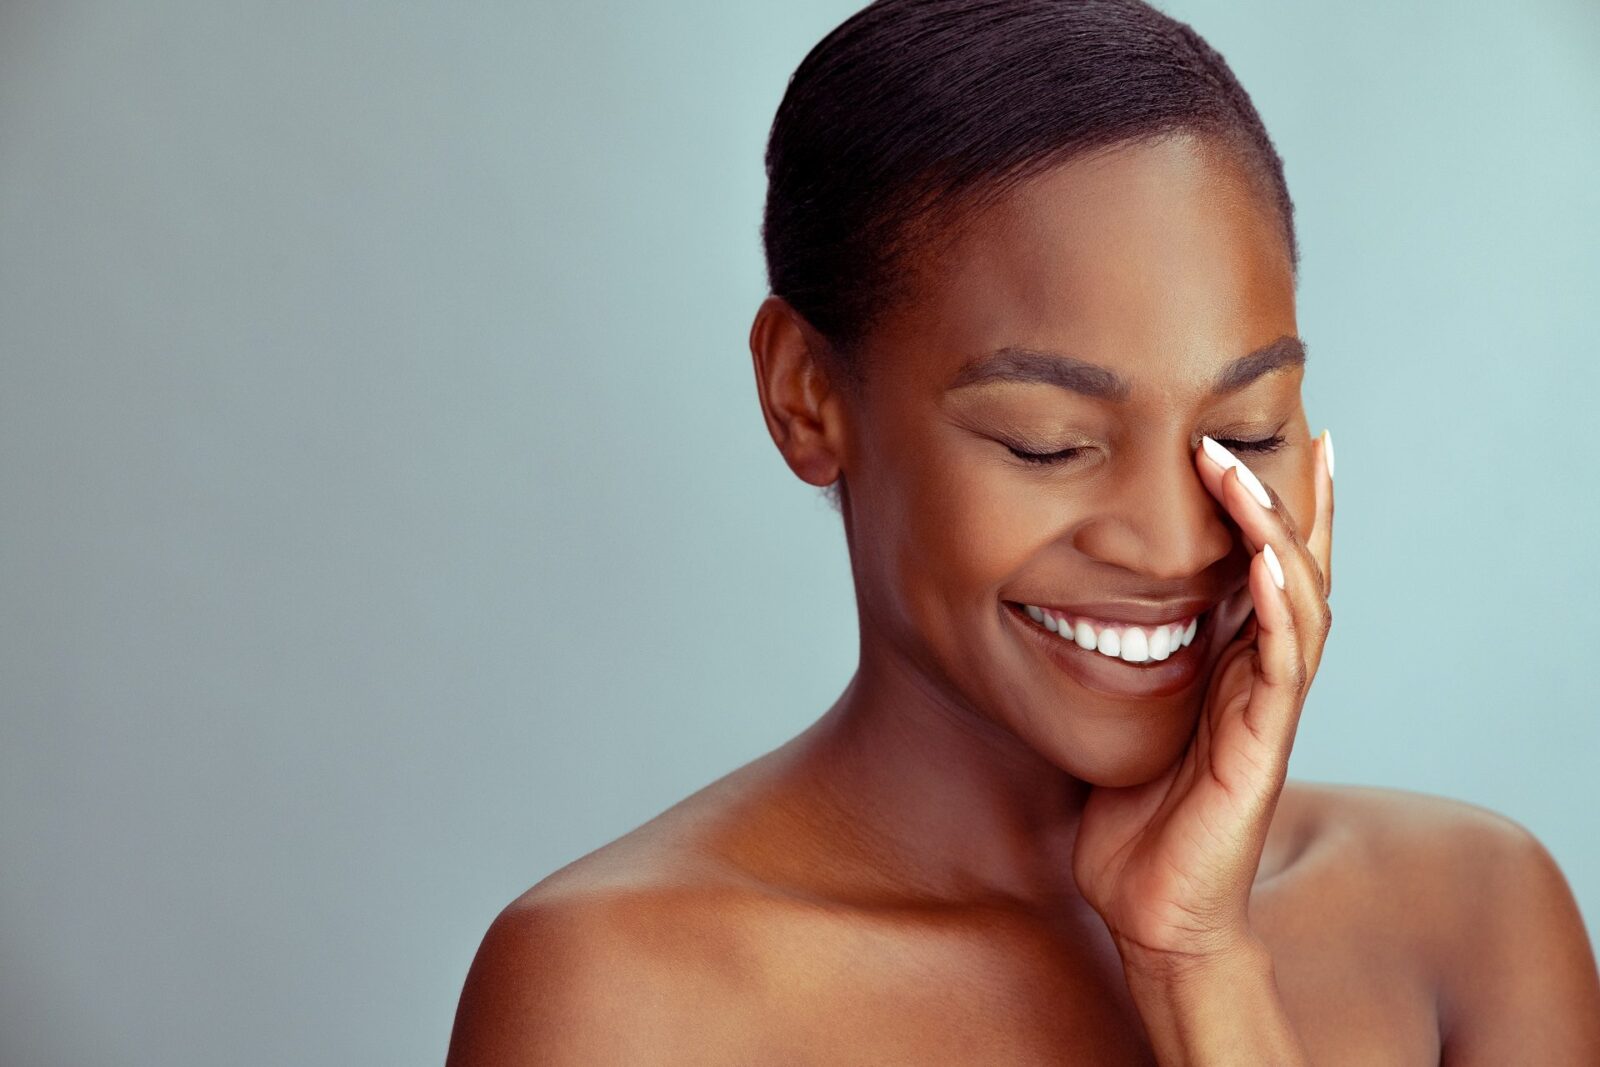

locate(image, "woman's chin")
(1005, 698), (1205, 789)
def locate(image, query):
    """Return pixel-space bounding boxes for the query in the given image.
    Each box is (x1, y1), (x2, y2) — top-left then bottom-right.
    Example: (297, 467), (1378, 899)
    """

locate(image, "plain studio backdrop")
(2, 1), (1596, 1063)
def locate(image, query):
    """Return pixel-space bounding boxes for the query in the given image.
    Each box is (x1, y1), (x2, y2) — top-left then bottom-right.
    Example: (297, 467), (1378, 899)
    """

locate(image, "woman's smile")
(1000, 595), (1227, 700)
(1017, 601), (1204, 660)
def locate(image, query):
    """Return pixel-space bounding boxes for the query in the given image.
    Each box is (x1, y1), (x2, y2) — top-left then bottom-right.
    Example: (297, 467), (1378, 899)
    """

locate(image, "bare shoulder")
(1278, 778), (1579, 938)
(1282, 778), (1555, 874)
(443, 760), (803, 1066)
(444, 875), (776, 1066)
(1281, 779), (1574, 903)
(1280, 779), (1600, 1062)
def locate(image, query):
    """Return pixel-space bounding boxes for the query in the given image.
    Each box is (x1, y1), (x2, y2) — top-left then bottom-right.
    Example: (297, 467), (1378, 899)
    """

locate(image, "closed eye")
(1006, 444), (1090, 466)
(1005, 433), (1288, 466)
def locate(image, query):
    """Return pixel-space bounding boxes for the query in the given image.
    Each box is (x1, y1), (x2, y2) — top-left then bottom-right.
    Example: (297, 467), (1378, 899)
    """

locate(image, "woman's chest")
(735, 907), (1441, 1065)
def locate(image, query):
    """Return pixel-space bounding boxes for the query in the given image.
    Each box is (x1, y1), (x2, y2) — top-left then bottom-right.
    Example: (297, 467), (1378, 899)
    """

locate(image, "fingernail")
(1263, 542), (1286, 590)
(1321, 428), (1335, 479)
(1200, 435), (1273, 510)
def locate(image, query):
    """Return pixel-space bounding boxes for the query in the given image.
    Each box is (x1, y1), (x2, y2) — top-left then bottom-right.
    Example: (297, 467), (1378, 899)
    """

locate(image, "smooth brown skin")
(447, 133), (1600, 1064)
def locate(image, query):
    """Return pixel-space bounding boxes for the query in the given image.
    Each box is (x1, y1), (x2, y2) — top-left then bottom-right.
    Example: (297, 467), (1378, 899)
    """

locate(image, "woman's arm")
(1117, 933), (1311, 1066)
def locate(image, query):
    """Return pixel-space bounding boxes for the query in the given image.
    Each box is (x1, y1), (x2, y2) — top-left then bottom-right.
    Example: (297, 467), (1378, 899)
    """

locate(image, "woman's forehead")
(881, 135), (1297, 387)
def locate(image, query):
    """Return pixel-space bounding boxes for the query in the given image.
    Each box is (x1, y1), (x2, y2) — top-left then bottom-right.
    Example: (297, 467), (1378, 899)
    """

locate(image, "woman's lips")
(1017, 602), (1200, 662)
(1002, 599), (1214, 699)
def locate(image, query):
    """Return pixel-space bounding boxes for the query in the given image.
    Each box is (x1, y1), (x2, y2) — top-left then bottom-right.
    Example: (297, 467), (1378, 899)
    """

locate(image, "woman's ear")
(748, 295), (851, 490)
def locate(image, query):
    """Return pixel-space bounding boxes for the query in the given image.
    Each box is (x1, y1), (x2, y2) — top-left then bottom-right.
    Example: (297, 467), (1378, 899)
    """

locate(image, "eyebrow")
(946, 335), (1307, 401)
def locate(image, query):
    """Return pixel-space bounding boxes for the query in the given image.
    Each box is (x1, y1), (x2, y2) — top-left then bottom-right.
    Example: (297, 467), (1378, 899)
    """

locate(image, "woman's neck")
(778, 646), (1095, 913)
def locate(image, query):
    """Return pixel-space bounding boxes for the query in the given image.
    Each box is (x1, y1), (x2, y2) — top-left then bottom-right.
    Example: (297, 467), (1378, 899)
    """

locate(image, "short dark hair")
(760, 0), (1298, 396)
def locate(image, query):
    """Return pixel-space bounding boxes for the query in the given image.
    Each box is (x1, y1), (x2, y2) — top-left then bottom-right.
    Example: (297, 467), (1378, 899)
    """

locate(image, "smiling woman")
(447, 1), (1600, 1063)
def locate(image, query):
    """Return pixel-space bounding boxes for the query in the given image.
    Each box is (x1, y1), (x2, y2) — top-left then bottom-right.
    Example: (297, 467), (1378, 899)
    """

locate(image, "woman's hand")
(1072, 430), (1335, 973)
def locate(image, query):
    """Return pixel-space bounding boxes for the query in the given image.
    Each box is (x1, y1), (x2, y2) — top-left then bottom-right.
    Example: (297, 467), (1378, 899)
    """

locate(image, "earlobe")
(748, 295), (847, 489)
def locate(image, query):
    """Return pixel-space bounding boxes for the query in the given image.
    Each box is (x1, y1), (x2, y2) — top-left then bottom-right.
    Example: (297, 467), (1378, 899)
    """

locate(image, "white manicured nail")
(1263, 542), (1286, 590)
(1201, 435), (1273, 510)
(1321, 428), (1335, 479)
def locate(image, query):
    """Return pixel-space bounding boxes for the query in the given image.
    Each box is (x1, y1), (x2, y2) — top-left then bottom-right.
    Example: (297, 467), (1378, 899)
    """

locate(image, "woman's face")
(835, 133), (1314, 787)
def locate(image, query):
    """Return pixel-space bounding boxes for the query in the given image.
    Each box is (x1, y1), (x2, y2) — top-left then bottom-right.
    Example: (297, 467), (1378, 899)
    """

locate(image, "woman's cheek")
(941, 463), (1069, 589)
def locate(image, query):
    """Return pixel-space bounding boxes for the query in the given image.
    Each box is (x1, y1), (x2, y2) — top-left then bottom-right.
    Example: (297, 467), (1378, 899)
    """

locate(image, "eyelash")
(1007, 433), (1289, 466)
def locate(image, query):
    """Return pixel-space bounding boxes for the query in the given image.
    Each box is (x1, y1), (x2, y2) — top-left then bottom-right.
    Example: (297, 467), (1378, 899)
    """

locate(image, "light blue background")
(2, 2), (1596, 1063)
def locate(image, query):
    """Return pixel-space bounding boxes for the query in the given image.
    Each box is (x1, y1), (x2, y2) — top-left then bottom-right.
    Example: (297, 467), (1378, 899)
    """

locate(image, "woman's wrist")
(1115, 932), (1312, 1067)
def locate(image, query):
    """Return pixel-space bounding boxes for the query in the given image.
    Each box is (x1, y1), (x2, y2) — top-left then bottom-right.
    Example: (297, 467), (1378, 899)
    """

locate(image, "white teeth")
(1073, 620), (1096, 650)
(1018, 602), (1204, 663)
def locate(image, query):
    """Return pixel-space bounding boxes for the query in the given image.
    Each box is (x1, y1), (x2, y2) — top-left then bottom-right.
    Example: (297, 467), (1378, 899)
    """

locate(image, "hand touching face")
(1072, 429), (1335, 963)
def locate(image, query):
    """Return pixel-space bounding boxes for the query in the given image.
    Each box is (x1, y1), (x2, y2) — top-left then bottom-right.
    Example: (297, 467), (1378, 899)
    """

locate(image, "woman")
(448, 1), (1600, 1062)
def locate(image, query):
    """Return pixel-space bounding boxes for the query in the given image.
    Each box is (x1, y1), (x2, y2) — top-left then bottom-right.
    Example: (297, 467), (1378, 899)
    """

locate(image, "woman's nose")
(1070, 449), (1236, 580)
